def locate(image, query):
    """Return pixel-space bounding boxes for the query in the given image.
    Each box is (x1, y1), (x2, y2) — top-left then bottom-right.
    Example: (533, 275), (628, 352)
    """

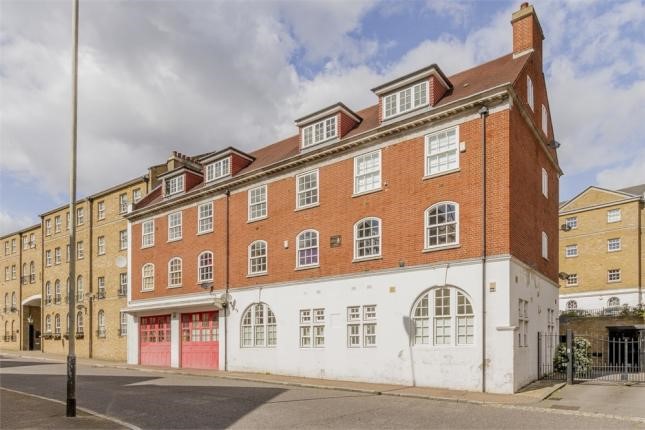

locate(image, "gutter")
(479, 105), (489, 393)
(224, 189), (231, 371)
(128, 86), (512, 220)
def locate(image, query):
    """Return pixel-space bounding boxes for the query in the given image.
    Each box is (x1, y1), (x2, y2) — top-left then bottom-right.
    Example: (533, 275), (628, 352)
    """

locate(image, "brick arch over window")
(240, 302), (276, 348)
(410, 286), (474, 346)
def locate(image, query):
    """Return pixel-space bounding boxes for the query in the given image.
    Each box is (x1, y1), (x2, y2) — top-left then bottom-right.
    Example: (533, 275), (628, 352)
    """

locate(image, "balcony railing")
(560, 304), (644, 318)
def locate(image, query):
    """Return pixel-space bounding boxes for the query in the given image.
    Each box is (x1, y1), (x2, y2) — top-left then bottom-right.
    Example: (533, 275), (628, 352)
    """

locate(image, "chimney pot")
(521, 2), (529, 8)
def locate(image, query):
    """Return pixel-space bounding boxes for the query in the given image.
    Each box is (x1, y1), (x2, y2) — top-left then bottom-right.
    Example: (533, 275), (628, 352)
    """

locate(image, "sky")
(1, 0), (644, 236)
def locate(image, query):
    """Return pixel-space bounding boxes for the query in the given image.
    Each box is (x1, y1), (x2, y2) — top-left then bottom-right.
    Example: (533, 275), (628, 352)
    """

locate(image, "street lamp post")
(66, 0), (79, 418)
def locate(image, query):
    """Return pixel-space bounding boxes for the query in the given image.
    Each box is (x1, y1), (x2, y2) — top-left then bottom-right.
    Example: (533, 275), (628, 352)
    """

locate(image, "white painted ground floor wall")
(126, 256), (558, 394)
(559, 287), (643, 311)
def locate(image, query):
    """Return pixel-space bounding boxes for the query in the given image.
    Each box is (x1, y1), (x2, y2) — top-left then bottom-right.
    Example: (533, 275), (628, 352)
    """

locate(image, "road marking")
(0, 386), (141, 430)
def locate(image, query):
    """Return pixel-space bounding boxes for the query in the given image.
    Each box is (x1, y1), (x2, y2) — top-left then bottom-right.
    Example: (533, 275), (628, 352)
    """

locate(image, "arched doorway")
(21, 294), (42, 351)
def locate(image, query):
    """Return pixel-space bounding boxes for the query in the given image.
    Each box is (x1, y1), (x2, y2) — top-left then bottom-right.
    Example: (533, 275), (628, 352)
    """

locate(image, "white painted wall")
(559, 288), (642, 310)
(221, 257), (555, 394)
(126, 313), (139, 365)
(170, 313), (180, 368)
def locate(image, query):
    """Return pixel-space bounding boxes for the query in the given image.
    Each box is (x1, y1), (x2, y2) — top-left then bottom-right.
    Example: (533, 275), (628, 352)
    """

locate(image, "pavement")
(0, 349), (559, 406)
(1, 350), (644, 429)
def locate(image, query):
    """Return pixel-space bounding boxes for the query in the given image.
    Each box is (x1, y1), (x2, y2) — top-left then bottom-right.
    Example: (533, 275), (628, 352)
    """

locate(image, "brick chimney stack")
(511, 2), (544, 64)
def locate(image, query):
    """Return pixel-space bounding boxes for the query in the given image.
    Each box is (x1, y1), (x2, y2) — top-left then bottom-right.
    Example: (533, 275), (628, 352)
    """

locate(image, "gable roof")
(560, 185), (641, 212)
(618, 184), (645, 197)
(135, 53), (532, 212)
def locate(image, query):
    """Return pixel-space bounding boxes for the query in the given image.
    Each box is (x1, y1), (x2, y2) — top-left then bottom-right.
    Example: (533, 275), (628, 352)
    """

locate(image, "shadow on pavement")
(0, 360), (58, 368)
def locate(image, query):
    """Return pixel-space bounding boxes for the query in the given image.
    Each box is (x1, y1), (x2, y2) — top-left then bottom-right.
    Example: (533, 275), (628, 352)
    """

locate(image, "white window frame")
(168, 212), (182, 241)
(198, 251), (213, 283)
(565, 217), (577, 229)
(541, 105), (548, 136)
(607, 209), (621, 223)
(301, 116), (337, 149)
(240, 303), (277, 348)
(518, 299), (529, 347)
(141, 264), (155, 291)
(198, 202), (214, 234)
(77, 207), (84, 225)
(119, 273), (127, 296)
(296, 170), (319, 209)
(424, 202), (459, 249)
(45, 250), (52, 266)
(119, 230), (128, 250)
(541, 232), (548, 260)
(607, 238), (621, 252)
(168, 257), (182, 288)
(527, 75), (534, 111)
(541, 168), (548, 198)
(425, 127), (459, 177)
(97, 236), (106, 256)
(565, 244), (578, 258)
(382, 80), (428, 120)
(296, 230), (319, 269)
(76, 276), (84, 301)
(54, 247), (61, 265)
(77, 241), (84, 260)
(566, 273), (578, 286)
(354, 217), (381, 260)
(205, 157), (231, 182)
(248, 185), (268, 221)
(45, 219), (52, 235)
(299, 308), (325, 348)
(97, 201), (105, 220)
(120, 312), (127, 336)
(132, 188), (142, 203)
(141, 220), (154, 248)
(97, 310), (106, 338)
(353, 150), (381, 195)
(346, 305), (377, 348)
(54, 216), (61, 233)
(608, 269), (621, 283)
(164, 175), (184, 197)
(411, 287), (474, 346)
(248, 240), (268, 275)
(607, 297), (620, 307)
(119, 193), (128, 213)
(97, 276), (105, 298)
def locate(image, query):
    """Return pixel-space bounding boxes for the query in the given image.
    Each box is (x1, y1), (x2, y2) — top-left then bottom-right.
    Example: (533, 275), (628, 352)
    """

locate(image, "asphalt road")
(1, 356), (642, 429)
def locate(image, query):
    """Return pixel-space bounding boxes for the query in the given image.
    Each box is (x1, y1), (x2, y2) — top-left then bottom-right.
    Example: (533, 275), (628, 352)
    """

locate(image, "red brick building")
(125, 3), (560, 393)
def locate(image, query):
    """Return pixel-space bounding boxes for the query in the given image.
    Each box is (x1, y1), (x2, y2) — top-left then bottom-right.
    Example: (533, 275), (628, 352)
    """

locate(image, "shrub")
(553, 337), (592, 375)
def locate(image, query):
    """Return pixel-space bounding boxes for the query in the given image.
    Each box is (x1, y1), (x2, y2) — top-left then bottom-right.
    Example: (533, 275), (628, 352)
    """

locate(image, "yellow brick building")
(559, 184), (645, 310)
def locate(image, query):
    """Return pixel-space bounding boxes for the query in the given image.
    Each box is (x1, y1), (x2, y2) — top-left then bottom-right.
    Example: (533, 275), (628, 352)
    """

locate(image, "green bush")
(553, 337), (592, 375)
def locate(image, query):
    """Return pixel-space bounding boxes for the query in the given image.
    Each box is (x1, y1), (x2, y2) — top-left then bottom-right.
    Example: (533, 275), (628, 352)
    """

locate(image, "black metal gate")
(538, 331), (645, 383)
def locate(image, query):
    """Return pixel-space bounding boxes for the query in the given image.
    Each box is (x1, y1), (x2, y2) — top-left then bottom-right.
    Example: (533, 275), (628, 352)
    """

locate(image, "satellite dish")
(115, 256), (127, 268)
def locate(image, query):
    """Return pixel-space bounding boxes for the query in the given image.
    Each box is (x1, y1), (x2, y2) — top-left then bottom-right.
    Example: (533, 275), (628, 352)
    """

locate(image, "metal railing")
(560, 304), (644, 318)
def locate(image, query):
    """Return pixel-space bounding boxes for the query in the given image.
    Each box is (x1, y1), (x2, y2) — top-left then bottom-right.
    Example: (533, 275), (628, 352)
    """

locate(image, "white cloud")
(596, 148), (645, 189)
(0, 212), (37, 236)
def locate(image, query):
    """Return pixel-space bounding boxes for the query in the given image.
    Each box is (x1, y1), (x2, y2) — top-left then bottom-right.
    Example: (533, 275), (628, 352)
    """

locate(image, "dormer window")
(302, 116), (337, 149)
(383, 81), (428, 120)
(206, 157), (231, 182)
(165, 175), (184, 197)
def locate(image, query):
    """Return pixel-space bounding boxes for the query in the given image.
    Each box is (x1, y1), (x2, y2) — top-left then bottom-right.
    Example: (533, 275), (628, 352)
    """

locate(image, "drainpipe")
(479, 105), (489, 393)
(224, 189), (231, 371)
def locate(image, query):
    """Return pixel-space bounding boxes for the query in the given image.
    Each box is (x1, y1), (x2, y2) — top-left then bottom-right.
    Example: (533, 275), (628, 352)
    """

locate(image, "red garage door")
(140, 315), (171, 367)
(181, 311), (219, 369)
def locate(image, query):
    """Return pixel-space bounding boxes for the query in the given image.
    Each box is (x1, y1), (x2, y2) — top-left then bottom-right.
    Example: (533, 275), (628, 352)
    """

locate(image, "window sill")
(564, 255), (577, 258)
(247, 272), (268, 278)
(423, 244), (460, 253)
(295, 265), (320, 271)
(247, 216), (268, 224)
(197, 229), (214, 236)
(167, 285), (182, 289)
(607, 280), (622, 284)
(382, 103), (429, 123)
(352, 256), (382, 263)
(141, 244), (154, 249)
(295, 203), (320, 212)
(422, 168), (460, 181)
(608, 249), (621, 253)
(607, 220), (621, 224)
(352, 188), (383, 198)
(140, 289), (154, 293)
(167, 238), (183, 243)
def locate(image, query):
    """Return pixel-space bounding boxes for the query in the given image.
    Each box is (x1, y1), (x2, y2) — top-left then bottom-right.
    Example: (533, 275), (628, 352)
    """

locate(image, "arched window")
(45, 282), (52, 303)
(411, 287), (474, 346)
(77, 275), (84, 301)
(354, 217), (381, 259)
(11, 292), (16, 309)
(607, 297), (620, 307)
(54, 279), (61, 304)
(142, 263), (155, 291)
(3, 293), (7, 308)
(296, 230), (319, 268)
(168, 258), (182, 287)
(29, 261), (35, 282)
(240, 303), (276, 347)
(98, 310), (106, 337)
(54, 314), (61, 334)
(198, 251), (213, 283)
(11, 321), (15, 338)
(77, 311), (84, 334)
(425, 202), (459, 248)
(566, 300), (577, 310)
(22, 263), (27, 284)
(248, 241), (267, 275)
(45, 315), (52, 333)
(4, 321), (7, 336)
